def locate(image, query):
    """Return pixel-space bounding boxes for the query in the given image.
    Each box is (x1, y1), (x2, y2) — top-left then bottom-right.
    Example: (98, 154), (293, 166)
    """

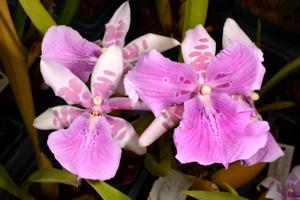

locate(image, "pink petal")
(105, 97), (149, 112)
(102, 1), (130, 47)
(47, 114), (121, 180)
(106, 116), (146, 155)
(174, 94), (269, 167)
(242, 132), (284, 166)
(182, 24), (216, 72)
(33, 106), (84, 130)
(139, 105), (183, 147)
(40, 59), (93, 108)
(123, 33), (180, 62)
(125, 50), (197, 116)
(206, 42), (265, 96)
(222, 18), (253, 49)
(115, 61), (133, 95)
(91, 45), (123, 99)
(41, 26), (101, 82)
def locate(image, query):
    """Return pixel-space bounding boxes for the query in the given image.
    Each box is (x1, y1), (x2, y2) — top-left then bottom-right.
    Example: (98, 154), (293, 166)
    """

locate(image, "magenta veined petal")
(206, 42), (265, 96)
(41, 26), (101, 82)
(33, 105), (84, 130)
(91, 45), (123, 99)
(106, 116), (146, 155)
(242, 132), (284, 166)
(106, 97), (149, 112)
(181, 24), (216, 72)
(40, 59), (93, 108)
(174, 94), (269, 167)
(47, 114), (121, 180)
(102, 1), (131, 47)
(125, 50), (197, 116)
(123, 33), (180, 62)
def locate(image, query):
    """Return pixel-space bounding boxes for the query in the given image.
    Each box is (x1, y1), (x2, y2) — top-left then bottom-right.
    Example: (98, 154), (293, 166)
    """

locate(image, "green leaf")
(257, 101), (295, 113)
(0, 0), (41, 165)
(260, 57), (300, 97)
(179, 0), (209, 61)
(182, 190), (248, 200)
(86, 180), (131, 200)
(131, 113), (155, 135)
(182, 0), (209, 37)
(0, 164), (29, 199)
(218, 182), (239, 195)
(255, 19), (261, 48)
(19, 0), (57, 34)
(13, 2), (27, 39)
(28, 168), (79, 186)
(58, 0), (80, 25)
(144, 153), (171, 177)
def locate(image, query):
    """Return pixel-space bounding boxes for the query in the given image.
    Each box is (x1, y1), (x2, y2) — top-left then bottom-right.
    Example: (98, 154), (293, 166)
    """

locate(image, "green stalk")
(0, 0), (41, 166)
(260, 57), (300, 97)
(18, 0), (56, 34)
(182, 0), (209, 38)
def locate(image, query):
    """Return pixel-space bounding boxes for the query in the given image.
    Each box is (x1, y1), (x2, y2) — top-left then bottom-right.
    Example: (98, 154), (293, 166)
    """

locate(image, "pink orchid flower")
(41, 1), (180, 84)
(124, 18), (283, 167)
(266, 165), (300, 200)
(34, 45), (146, 180)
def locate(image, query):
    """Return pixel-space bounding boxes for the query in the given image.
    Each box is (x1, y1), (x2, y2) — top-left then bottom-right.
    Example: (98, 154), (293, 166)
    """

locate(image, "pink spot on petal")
(103, 70), (116, 77)
(199, 38), (209, 42)
(162, 122), (170, 130)
(194, 44), (209, 50)
(97, 77), (113, 84)
(53, 118), (57, 126)
(142, 39), (148, 50)
(115, 130), (126, 140)
(161, 112), (168, 119)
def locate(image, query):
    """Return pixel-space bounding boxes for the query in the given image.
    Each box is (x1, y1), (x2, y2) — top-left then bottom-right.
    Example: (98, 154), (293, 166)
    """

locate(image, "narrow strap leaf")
(58, 0), (80, 25)
(12, 2), (27, 39)
(260, 57), (300, 96)
(257, 101), (295, 113)
(86, 180), (131, 200)
(182, 190), (248, 200)
(0, 0), (41, 165)
(27, 168), (79, 186)
(182, 0), (209, 37)
(19, 0), (56, 34)
(0, 164), (30, 199)
(255, 19), (261, 48)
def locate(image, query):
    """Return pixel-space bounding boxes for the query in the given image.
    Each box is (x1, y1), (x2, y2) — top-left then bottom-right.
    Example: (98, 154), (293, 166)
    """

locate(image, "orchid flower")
(34, 45), (146, 180)
(41, 1), (179, 86)
(266, 165), (300, 200)
(124, 18), (283, 167)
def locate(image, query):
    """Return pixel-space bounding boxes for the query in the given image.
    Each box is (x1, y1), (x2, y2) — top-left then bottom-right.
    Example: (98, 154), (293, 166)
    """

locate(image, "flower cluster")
(265, 165), (300, 200)
(34, 1), (283, 181)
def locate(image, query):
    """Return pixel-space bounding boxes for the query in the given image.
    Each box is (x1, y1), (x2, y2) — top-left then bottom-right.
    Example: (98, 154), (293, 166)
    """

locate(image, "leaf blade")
(182, 190), (248, 200)
(86, 180), (131, 200)
(19, 0), (56, 34)
(0, 164), (30, 199)
(257, 101), (295, 113)
(28, 168), (79, 186)
(260, 57), (300, 96)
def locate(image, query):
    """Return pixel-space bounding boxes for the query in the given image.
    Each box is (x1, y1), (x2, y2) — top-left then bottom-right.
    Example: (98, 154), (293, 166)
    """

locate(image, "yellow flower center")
(201, 85), (212, 95)
(251, 92), (260, 101)
(93, 96), (102, 106)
